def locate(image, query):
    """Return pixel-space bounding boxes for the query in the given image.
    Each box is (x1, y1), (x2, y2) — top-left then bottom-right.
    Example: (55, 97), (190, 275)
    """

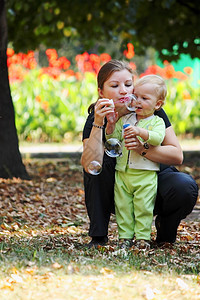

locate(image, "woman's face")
(98, 69), (134, 110)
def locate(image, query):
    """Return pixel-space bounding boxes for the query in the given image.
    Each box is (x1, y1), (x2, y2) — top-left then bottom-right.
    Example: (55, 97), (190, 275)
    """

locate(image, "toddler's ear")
(155, 99), (164, 110)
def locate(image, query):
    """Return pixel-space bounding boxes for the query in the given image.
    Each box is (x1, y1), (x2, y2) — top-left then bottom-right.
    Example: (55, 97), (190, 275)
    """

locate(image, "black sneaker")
(119, 239), (133, 249)
(153, 241), (174, 249)
(86, 236), (108, 248)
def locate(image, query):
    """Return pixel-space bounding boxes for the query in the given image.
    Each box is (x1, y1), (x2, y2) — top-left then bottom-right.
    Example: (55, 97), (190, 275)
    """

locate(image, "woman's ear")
(98, 87), (104, 98)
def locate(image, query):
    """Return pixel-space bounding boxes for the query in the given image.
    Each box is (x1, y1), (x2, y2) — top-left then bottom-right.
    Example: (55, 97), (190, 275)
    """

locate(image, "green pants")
(114, 167), (157, 240)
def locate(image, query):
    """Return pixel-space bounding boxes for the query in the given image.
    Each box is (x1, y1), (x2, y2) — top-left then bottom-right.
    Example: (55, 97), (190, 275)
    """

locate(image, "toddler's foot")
(119, 239), (133, 249)
(134, 239), (151, 250)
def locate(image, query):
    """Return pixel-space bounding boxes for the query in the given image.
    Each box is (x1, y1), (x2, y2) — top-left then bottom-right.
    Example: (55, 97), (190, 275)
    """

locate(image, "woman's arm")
(125, 126), (183, 165)
(81, 131), (105, 172)
(81, 98), (114, 172)
(145, 126), (183, 165)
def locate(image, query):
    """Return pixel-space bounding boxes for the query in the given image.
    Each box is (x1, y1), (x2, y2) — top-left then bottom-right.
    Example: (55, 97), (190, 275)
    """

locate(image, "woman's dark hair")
(88, 59), (134, 113)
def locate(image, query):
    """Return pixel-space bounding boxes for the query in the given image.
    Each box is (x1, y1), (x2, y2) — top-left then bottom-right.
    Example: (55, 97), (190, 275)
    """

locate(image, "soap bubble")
(124, 94), (137, 112)
(105, 138), (122, 157)
(88, 161), (102, 175)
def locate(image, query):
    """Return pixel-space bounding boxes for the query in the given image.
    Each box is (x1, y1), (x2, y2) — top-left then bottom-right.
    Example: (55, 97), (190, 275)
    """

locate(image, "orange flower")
(129, 62), (136, 71)
(58, 57), (70, 70)
(182, 90), (191, 100)
(40, 67), (61, 79)
(100, 53), (111, 62)
(175, 71), (188, 80)
(163, 64), (175, 79)
(41, 101), (49, 111)
(8, 64), (27, 82)
(82, 52), (90, 60)
(7, 50), (37, 70)
(142, 65), (159, 75)
(184, 67), (193, 75)
(123, 43), (135, 59)
(90, 54), (100, 64)
(7, 48), (14, 57)
(75, 72), (83, 80)
(83, 61), (93, 72)
(75, 54), (85, 62)
(46, 49), (58, 60)
(35, 95), (42, 103)
(163, 60), (169, 66)
(65, 69), (75, 78)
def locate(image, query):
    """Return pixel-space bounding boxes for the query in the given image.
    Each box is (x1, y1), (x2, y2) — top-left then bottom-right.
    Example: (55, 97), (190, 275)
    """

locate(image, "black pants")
(84, 163), (198, 243)
(154, 166), (198, 242)
(83, 158), (115, 237)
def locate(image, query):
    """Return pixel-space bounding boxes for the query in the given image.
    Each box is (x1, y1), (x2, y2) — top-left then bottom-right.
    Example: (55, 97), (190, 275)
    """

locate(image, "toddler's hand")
(124, 125), (140, 139)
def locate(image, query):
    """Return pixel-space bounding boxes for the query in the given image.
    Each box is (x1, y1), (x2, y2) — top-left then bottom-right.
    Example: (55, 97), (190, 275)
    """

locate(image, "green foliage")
(10, 67), (200, 142)
(6, 0), (200, 61)
(11, 71), (98, 142)
(164, 79), (200, 135)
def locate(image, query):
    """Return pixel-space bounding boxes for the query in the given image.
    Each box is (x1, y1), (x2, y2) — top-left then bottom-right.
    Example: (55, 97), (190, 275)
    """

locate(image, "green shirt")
(106, 113), (165, 172)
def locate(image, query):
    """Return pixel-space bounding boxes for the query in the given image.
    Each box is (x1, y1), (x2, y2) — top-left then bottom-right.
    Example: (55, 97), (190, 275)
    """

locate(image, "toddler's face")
(134, 83), (161, 118)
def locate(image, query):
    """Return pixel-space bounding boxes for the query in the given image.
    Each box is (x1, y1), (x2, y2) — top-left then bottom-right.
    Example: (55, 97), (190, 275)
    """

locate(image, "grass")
(0, 225), (199, 299)
(0, 158), (199, 299)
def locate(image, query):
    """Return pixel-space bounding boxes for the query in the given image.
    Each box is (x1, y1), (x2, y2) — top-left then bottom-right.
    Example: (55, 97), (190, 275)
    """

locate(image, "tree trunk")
(0, 0), (30, 179)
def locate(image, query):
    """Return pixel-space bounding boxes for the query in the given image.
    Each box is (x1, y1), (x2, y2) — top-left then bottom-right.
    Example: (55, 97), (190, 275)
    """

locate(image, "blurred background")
(4, 0), (200, 148)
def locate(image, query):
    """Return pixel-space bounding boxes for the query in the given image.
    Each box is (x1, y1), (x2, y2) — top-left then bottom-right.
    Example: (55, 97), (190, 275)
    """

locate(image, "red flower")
(65, 70), (75, 77)
(46, 49), (58, 61)
(40, 67), (61, 79)
(58, 57), (70, 70)
(164, 64), (175, 79)
(90, 54), (100, 64)
(7, 48), (14, 57)
(100, 53), (111, 63)
(123, 43), (135, 59)
(129, 62), (136, 71)
(163, 60), (169, 66)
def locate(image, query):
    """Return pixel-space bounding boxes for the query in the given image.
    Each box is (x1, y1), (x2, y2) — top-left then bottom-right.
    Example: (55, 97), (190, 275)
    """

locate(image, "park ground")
(0, 143), (199, 299)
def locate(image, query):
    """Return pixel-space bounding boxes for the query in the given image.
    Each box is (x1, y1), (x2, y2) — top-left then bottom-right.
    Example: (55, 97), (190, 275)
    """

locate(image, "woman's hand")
(106, 111), (118, 135)
(94, 98), (115, 126)
(124, 135), (143, 151)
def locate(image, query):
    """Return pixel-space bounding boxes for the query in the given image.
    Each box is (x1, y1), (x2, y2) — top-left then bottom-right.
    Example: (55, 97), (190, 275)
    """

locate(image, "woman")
(81, 60), (198, 247)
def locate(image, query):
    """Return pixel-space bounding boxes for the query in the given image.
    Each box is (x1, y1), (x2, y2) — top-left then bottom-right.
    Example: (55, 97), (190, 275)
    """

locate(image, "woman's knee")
(174, 173), (198, 201)
(158, 170), (198, 214)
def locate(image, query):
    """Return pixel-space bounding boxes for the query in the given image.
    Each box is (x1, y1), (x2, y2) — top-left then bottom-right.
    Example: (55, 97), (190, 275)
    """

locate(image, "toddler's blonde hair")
(135, 74), (167, 107)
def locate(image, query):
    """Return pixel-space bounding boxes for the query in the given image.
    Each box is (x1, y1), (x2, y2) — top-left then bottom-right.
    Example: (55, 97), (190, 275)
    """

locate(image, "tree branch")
(176, 0), (200, 15)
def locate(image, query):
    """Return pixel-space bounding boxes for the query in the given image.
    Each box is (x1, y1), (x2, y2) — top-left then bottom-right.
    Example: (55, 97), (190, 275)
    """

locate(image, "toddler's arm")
(124, 118), (165, 146)
(124, 125), (149, 141)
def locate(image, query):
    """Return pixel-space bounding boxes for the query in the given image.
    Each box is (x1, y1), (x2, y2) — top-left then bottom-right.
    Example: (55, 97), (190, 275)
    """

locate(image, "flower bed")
(8, 45), (200, 142)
